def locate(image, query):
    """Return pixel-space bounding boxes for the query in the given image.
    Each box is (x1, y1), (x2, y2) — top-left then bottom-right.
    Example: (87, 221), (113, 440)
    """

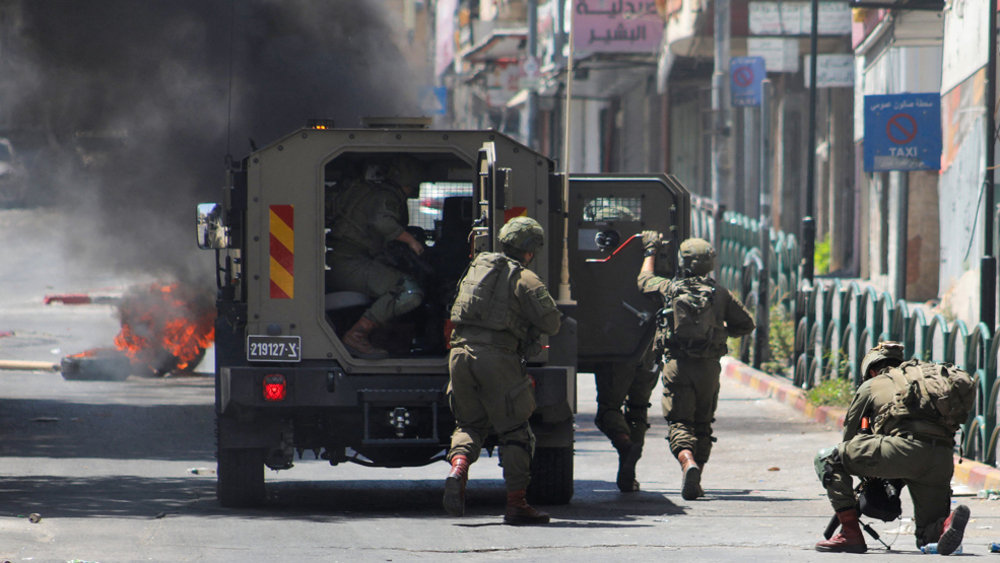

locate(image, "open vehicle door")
(567, 175), (691, 368)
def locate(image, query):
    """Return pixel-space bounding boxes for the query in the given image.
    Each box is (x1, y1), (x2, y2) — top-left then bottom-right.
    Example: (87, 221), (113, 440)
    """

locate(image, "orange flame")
(113, 282), (215, 372)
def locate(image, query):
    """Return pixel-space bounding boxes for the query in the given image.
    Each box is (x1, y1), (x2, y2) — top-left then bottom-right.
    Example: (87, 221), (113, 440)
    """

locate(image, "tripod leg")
(860, 520), (891, 550)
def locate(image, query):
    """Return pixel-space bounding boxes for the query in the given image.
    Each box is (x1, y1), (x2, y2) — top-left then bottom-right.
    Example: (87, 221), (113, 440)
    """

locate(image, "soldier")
(325, 157), (427, 358)
(593, 347), (659, 492)
(442, 216), (561, 525)
(815, 342), (971, 554)
(637, 234), (755, 500)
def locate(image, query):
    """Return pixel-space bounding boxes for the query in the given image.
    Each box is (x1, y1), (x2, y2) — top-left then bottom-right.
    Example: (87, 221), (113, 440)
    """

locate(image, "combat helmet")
(860, 341), (905, 379)
(680, 238), (716, 276)
(499, 216), (545, 254)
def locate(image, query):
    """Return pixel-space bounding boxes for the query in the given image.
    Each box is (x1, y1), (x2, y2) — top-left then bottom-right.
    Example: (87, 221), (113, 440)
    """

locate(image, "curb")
(720, 356), (1000, 491)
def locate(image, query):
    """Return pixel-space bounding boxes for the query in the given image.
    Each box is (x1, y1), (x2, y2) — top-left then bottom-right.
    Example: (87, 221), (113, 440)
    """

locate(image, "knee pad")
(391, 276), (424, 316)
(814, 446), (841, 487)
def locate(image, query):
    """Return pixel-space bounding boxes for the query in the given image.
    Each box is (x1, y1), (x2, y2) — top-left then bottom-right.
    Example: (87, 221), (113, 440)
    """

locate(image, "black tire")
(217, 447), (265, 508)
(526, 446), (574, 505)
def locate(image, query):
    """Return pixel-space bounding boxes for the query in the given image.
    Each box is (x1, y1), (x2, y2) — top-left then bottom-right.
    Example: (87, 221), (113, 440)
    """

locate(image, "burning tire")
(217, 445), (266, 508)
(60, 349), (133, 381)
(145, 346), (207, 377)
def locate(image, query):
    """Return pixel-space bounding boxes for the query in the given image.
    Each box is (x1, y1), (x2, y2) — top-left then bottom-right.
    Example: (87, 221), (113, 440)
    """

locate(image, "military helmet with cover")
(680, 238), (716, 276)
(860, 341), (905, 379)
(499, 216), (545, 254)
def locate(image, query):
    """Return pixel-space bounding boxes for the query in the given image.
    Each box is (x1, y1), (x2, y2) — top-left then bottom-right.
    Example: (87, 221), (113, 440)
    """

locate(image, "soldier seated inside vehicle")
(323, 155), (474, 358)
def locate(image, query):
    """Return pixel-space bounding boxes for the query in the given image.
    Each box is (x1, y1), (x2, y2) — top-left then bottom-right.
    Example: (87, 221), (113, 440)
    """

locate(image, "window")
(582, 197), (641, 222)
(407, 182), (474, 237)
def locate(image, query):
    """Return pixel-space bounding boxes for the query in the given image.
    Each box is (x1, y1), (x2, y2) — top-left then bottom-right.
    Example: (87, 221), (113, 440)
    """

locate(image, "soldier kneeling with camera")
(815, 341), (975, 554)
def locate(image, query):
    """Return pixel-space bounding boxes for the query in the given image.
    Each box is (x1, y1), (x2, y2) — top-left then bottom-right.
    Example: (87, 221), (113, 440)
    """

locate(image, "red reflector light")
(263, 374), (286, 401)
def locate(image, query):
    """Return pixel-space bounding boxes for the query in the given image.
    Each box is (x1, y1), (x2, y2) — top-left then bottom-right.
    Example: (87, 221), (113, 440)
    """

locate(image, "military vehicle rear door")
(472, 142), (512, 254)
(567, 175), (691, 365)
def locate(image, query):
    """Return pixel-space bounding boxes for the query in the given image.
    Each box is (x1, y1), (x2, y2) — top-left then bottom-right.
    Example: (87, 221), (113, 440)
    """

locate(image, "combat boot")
(504, 490), (550, 525)
(815, 508), (867, 553)
(612, 433), (642, 492)
(677, 450), (701, 501)
(937, 504), (970, 555)
(442, 455), (470, 517)
(342, 316), (388, 359)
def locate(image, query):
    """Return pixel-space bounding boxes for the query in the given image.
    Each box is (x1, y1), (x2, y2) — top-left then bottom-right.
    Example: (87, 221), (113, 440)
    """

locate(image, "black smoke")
(3, 0), (421, 282)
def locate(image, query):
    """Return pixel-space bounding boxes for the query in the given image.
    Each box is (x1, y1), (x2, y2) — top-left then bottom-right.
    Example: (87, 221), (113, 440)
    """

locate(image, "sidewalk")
(721, 357), (1000, 491)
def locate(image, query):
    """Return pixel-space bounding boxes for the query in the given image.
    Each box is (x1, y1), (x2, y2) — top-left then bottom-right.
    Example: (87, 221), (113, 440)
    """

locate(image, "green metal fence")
(693, 198), (999, 465)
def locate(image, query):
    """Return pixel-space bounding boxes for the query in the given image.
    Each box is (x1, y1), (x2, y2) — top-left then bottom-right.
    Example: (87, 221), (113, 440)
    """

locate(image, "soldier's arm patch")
(535, 286), (553, 305)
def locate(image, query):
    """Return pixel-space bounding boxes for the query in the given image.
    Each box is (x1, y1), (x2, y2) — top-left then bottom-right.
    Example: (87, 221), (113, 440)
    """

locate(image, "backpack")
(872, 360), (977, 435)
(657, 277), (717, 353)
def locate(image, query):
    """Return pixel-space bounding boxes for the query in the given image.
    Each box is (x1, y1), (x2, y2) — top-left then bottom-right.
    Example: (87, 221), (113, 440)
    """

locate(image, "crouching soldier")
(815, 341), (974, 554)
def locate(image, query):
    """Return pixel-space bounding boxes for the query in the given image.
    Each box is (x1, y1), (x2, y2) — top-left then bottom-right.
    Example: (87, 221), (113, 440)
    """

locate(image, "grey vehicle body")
(197, 119), (690, 508)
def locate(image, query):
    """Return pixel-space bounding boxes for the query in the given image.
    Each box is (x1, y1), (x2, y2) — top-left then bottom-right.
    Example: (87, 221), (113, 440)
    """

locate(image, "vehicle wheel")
(217, 447), (265, 508)
(526, 445), (574, 505)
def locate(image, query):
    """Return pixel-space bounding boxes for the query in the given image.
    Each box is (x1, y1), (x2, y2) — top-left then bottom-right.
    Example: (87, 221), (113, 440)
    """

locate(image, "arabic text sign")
(731, 57), (766, 107)
(573, 0), (664, 53)
(803, 54), (854, 88)
(863, 93), (941, 172)
(748, 1), (852, 36)
(747, 37), (799, 73)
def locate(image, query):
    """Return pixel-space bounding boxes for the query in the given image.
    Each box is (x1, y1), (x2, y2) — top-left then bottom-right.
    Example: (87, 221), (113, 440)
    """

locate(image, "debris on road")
(0, 360), (60, 372)
(44, 293), (120, 306)
(28, 513), (41, 523)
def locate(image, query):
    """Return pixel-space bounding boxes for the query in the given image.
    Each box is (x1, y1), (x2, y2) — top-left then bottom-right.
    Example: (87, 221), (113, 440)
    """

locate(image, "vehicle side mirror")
(196, 203), (228, 249)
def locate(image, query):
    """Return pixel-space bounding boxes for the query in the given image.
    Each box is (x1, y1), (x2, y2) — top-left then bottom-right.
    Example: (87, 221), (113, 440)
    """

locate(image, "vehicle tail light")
(263, 374), (287, 402)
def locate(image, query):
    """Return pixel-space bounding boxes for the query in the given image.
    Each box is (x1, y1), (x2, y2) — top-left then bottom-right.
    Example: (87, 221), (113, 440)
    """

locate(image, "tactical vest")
(450, 252), (531, 342)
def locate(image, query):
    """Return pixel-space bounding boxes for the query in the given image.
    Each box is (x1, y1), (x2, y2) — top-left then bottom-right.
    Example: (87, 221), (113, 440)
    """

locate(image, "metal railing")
(696, 201), (999, 465)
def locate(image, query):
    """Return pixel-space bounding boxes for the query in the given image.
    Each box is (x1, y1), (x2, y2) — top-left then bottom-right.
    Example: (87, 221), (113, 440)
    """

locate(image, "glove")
(642, 230), (662, 252)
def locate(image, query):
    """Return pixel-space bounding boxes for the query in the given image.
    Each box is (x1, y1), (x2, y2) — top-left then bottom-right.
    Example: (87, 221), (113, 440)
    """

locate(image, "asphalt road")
(3, 208), (1000, 562)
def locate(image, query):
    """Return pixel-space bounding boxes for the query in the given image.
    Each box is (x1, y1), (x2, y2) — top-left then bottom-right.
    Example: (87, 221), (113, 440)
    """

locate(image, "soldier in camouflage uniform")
(637, 234), (754, 501)
(815, 342), (970, 554)
(442, 216), (561, 526)
(325, 157), (426, 358)
(594, 345), (659, 493)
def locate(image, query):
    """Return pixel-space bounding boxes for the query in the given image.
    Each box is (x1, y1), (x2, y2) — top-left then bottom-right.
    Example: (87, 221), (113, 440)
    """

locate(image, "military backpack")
(872, 359), (977, 435)
(655, 276), (717, 355)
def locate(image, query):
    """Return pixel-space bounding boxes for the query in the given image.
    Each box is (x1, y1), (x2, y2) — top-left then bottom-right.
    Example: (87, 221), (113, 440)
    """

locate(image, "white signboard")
(941, 0), (988, 94)
(747, 37), (799, 73)
(803, 54), (855, 88)
(749, 2), (852, 36)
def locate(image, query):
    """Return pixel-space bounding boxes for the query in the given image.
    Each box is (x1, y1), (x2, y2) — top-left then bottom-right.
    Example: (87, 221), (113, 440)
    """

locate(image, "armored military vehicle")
(197, 117), (690, 507)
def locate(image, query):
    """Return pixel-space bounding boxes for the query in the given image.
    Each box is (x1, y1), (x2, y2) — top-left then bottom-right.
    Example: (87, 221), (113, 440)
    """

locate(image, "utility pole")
(711, 0), (731, 205)
(803, 0), (819, 283)
(982, 0), (998, 333)
(526, 0), (539, 151)
(754, 79), (773, 370)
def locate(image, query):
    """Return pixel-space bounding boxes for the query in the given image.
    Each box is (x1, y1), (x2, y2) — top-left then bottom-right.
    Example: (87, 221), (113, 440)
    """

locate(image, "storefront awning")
(459, 29), (528, 63)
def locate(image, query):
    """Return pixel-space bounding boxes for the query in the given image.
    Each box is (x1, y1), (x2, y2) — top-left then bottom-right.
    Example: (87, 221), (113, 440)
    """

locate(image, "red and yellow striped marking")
(504, 206), (527, 223)
(269, 205), (294, 299)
